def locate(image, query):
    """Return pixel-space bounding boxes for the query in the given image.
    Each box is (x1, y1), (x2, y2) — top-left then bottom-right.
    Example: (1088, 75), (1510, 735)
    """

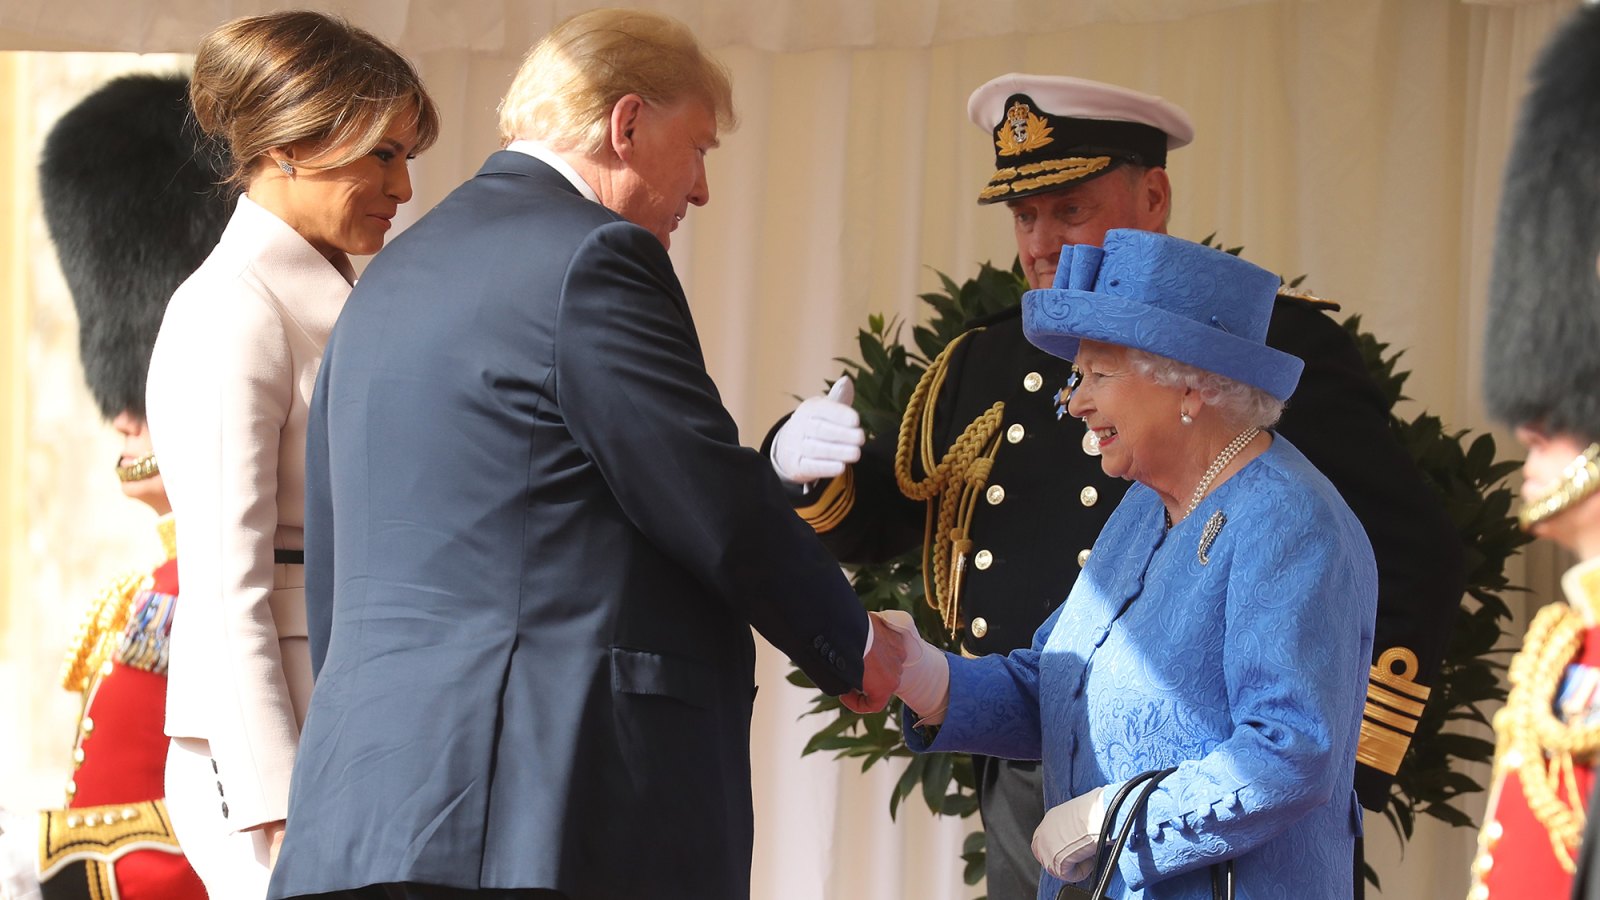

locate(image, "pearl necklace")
(1172, 427), (1260, 525)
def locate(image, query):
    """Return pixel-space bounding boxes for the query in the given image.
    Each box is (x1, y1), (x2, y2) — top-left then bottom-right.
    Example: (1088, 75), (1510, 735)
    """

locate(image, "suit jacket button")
(1077, 549), (1091, 567)
(970, 617), (989, 638)
(813, 635), (825, 650)
(1005, 424), (1025, 444)
(211, 758), (219, 774)
(221, 801), (229, 819)
(217, 780), (225, 797)
(974, 550), (993, 570)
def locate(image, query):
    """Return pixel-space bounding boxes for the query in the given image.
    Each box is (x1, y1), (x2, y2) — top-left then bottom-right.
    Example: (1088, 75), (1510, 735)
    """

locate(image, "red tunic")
(1473, 621), (1600, 900)
(39, 533), (205, 900)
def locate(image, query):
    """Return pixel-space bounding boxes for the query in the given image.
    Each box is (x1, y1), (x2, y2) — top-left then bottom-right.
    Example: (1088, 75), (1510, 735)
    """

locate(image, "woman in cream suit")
(144, 12), (437, 896)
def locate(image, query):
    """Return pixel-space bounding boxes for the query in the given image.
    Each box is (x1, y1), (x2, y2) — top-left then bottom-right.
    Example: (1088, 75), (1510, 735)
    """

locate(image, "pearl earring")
(277, 159), (295, 176)
(1180, 411), (1194, 425)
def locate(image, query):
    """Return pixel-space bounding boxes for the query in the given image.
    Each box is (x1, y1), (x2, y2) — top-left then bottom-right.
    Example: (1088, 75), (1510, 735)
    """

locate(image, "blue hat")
(1022, 230), (1303, 402)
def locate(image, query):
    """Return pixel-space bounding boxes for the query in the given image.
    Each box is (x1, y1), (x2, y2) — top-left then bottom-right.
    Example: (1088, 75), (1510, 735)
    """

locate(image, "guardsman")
(0, 72), (228, 900)
(766, 74), (1465, 899)
(1473, 7), (1600, 899)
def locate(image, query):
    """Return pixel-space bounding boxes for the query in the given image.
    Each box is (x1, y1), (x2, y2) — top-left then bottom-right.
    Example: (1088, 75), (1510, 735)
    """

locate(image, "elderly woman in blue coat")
(864, 230), (1378, 899)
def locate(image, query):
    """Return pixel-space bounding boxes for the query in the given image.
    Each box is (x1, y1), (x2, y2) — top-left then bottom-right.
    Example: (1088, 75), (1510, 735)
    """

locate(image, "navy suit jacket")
(268, 152), (869, 899)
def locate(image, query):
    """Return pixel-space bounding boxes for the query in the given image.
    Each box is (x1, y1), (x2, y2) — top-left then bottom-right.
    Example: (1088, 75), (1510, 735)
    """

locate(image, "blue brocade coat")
(907, 436), (1377, 899)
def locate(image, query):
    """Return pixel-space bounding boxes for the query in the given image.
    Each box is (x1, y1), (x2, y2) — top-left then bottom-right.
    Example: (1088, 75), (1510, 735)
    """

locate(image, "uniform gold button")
(1082, 430), (1101, 457)
(121, 807), (136, 821)
(73, 747), (85, 765)
(83, 813), (98, 827)
(986, 485), (1005, 505)
(1023, 372), (1043, 392)
(1468, 886), (1489, 900)
(971, 617), (989, 638)
(81, 716), (94, 734)
(1471, 852), (1493, 877)
(65, 779), (76, 797)
(100, 660), (114, 676)
(1077, 549), (1091, 567)
(65, 815), (80, 828)
(1006, 424), (1025, 444)
(974, 550), (993, 570)
(1080, 486), (1099, 507)
(1485, 820), (1503, 843)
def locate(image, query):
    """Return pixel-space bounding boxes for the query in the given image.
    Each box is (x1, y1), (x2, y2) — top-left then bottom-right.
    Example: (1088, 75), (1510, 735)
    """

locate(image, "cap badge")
(997, 100), (1054, 157)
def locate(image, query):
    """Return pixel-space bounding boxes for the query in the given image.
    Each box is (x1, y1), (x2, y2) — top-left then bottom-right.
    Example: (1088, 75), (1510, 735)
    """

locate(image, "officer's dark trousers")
(975, 754), (1046, 900)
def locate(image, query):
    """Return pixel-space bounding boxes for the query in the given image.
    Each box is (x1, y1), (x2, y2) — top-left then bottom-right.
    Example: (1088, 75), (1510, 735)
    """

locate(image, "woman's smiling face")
(1066, 340), (1184, 485)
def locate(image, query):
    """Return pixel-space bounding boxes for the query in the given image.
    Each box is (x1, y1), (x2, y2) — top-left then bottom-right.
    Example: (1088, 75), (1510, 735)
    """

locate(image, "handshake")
(843, 614), (1107, 886)
(841, 610), (950, 722)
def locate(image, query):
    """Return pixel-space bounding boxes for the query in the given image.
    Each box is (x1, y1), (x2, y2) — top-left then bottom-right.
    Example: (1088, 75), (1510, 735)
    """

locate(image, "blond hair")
(498, 9), (736, 153)
(190, 10), (440, 188)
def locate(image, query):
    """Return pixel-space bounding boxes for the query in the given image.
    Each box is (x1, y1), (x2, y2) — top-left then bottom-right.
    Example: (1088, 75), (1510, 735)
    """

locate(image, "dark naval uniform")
(769, 293), (1465, 899)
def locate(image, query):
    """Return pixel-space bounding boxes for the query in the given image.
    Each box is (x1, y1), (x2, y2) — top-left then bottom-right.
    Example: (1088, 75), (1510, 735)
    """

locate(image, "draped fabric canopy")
(0, 0), (1554, 53)
(0, 2), (1582, 898)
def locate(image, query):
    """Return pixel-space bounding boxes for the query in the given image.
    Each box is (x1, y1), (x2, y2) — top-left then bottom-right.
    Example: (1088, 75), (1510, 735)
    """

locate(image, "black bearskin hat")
(1483, 5), (1600, 441)
(38, 73), (231, 422)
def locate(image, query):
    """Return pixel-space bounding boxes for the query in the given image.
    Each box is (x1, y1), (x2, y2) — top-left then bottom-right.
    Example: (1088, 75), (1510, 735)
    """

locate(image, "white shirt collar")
(505, 140), (600, 204)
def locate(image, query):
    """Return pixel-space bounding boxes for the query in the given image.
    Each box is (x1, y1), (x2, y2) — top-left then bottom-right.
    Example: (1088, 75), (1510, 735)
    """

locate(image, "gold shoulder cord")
(60, 570), (147, 694)
(894, 329), (1005, 636)
(1491, 601), (1600, 873)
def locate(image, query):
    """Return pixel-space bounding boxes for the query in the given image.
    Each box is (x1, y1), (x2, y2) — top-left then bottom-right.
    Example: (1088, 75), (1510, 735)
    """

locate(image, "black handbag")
(1055, 767), (1235, 900)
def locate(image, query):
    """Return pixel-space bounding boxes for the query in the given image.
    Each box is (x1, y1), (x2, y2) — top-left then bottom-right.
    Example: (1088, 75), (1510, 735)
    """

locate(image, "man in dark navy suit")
(269, 10), (900, 900)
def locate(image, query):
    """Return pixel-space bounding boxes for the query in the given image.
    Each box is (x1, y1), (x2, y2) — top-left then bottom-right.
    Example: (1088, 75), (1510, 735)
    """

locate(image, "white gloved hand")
(0, 807), (42, 900)
(770, 377), (864, 484)
(876, 609), (950, 723)
(1032, 786), (1107, 883)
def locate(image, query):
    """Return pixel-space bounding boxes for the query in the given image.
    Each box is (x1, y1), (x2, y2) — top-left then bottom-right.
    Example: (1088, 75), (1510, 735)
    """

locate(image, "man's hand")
(841, 612), (907, 713)
(770, 377), (864, 484)
(1032, 787), (1107, 883)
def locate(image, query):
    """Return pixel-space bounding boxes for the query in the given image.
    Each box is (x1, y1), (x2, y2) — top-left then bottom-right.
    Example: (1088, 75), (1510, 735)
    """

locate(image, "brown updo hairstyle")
(189, 10), (440, 189)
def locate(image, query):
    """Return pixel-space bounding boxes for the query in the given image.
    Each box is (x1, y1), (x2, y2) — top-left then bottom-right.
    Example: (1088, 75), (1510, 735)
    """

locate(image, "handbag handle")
(1056, 766), (1235, 900)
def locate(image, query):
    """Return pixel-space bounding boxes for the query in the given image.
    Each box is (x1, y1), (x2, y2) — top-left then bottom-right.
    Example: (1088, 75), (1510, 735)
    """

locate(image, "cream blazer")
(146, 195), (353, 832)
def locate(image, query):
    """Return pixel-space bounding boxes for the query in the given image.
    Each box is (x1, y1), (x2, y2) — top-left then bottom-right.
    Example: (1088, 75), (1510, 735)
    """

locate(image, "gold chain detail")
(59, 570), (147, 693)
(1520, 443), (1600, 530)
(1493, 601), (1600, 872)
(114, 453), (159, 482)
(894, 331), (1005, 634)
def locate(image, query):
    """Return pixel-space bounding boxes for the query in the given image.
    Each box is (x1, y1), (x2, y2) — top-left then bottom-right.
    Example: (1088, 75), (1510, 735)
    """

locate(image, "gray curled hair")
(1124, 347), (1285, 429)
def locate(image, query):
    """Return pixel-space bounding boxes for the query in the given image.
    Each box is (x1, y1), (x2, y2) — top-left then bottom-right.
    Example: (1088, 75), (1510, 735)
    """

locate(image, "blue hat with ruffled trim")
(1022, 229), (1303, 402)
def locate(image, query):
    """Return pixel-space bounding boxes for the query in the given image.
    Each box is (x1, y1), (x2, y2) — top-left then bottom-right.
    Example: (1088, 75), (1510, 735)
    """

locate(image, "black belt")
(274, 549), (305, 565)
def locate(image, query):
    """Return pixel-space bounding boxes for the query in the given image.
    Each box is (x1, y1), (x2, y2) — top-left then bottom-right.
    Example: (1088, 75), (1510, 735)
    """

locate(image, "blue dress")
(907, 436), (1376, 899)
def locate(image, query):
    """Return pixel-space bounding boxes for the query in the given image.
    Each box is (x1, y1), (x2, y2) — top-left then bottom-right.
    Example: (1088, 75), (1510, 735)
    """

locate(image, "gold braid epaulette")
(1491, 600), (1600, 873)
(60, 569), (148, 694)
(893, 330), (1005, 636)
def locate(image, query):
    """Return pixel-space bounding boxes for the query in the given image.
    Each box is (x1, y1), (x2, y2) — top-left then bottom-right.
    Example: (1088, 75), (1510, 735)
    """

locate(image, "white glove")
(1032, 787), (1107, 883)
(0, 808), (42, 900)
(771, 377), (864, 484)
(876, 610), (949, 723)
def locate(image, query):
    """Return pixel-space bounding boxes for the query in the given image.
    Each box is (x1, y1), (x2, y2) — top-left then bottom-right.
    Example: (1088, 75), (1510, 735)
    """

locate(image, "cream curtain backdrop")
(0, 1), (1579, 897)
